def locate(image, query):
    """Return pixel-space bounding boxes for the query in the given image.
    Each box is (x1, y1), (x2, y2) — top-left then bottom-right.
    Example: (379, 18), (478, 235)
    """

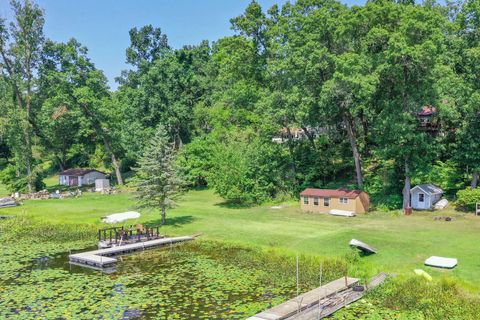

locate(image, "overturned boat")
(349, 239), (377, 254)
(424, 256), (457, 269)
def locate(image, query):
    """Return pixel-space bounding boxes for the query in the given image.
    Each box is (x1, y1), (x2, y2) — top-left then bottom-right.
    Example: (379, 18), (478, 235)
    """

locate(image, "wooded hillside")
(1, 0), (479, 208)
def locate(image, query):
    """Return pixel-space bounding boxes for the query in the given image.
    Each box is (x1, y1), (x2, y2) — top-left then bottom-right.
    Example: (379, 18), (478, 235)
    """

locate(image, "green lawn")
(3, 188), (479, 289)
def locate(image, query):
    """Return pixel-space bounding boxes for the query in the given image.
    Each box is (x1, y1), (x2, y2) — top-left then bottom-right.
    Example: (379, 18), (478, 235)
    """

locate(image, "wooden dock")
(249, 273), (388, 320)
(248, 277), (359, 320)
(69, 235), (195, 271)
(287, 273), (388, 319)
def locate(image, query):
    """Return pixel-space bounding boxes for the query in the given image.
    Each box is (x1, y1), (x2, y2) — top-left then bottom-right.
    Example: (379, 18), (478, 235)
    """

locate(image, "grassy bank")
(4, 188), (480, 288)
(2, 189), (480, 319)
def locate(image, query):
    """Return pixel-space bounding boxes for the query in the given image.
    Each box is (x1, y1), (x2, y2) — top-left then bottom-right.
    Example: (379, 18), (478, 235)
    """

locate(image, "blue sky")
(0, 0), (364, 89)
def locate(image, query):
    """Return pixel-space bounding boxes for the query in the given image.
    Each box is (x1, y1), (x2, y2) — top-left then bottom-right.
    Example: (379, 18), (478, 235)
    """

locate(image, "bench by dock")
(69, 236), (195, 271)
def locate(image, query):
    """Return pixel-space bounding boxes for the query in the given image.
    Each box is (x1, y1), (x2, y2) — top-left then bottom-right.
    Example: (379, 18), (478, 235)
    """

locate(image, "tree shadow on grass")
(214, 200), (254, 209)
(146, 215), (196, 228)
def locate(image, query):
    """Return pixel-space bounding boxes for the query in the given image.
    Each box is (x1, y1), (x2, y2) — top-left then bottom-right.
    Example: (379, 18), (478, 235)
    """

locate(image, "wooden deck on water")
(249, 273), (388, 320)
(69, 236), (195, 270)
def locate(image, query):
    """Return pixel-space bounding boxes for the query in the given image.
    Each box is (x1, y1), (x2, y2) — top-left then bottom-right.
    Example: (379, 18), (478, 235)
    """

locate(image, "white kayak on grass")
(329, 209), (355, 217)
(424, 256), (457, 269)
(102, 211), (141, 224)
(349, 239), (377, 254)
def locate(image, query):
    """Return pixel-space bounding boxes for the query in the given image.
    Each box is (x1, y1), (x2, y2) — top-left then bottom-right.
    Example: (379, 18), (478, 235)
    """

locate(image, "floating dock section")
(249, 273), (387, 320)
(69, 236), (194, 271)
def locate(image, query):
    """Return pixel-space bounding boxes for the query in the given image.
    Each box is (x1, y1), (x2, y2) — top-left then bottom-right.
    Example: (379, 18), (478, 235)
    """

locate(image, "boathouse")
(300, 188), (370, 214)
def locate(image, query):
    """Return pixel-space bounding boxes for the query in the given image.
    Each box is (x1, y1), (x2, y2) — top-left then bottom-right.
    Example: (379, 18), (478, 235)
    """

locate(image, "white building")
(59, 169), (106, 187)
(410, 184), (443, 210)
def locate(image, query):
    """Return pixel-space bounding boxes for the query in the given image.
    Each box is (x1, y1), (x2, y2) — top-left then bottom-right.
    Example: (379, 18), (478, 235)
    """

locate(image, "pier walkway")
(248, 277), (359, 320)
(69, 236), (195, 271)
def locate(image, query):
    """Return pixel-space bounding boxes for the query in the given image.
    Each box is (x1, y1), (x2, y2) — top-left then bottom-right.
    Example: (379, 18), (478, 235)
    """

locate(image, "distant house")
(272, 126), (326, 143)
(410, 184), (443, 210)
(59, 169), (106, 187)
(417, 105), (439, 133)
(300, 188), (370, 214)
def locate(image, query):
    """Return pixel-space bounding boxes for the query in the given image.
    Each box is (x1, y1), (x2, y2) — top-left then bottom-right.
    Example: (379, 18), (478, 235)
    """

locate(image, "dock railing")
(98, 224), (162, 246)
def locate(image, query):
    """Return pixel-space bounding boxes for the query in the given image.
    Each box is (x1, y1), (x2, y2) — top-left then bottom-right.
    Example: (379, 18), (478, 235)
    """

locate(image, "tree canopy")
(1, 0), (479, 209)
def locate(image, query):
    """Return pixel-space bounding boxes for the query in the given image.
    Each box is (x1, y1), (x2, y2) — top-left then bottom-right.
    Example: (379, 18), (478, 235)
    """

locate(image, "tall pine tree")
(134, 125), (182, 225)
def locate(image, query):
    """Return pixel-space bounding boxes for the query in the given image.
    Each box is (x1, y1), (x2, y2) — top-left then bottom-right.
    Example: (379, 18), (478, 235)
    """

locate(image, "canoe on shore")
(349, 239), (377, 254)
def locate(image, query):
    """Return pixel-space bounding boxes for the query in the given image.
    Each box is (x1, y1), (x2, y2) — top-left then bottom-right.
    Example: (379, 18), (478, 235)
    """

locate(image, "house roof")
(59, 169), (105, 177)
(300, 188), (364, 199)
(418, 105), (437, 116)
(411, 184), (443, 195)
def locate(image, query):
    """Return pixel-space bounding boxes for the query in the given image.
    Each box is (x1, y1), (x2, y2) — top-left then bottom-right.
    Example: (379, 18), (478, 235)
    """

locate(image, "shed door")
(418, 193), (426, 209)
(69, 177), (78, 186)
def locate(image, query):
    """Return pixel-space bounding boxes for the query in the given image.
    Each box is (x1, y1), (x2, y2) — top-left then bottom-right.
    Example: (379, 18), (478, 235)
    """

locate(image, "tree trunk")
(22, 104), (33, 192)
(161, 206), (166, 225)
(343, 113), (363, 188)
(100, 134), (124, 186)
(360, 109), (370, 156)
(403, 160), (411, 209)
(301, 126), (316, 148)
(79, 103), (124, 185)
(472, 172), (479, 189)
(285, 126), (298, 185)
(55, 155), (66, 171)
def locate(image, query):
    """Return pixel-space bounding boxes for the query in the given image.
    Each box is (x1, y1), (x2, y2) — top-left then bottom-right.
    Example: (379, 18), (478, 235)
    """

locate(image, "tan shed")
(299, 188), (369, 214)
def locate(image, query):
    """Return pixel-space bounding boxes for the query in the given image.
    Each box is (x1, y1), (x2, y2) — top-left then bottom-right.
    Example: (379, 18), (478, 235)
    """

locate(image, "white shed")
(59, 169), (106, 187)
(410, 184), (443, 210)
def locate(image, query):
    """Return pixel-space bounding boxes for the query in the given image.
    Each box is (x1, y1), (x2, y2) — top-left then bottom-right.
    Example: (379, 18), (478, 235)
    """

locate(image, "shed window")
(303, 196), (309, 205)
(339, 197), (348, 204)
(324, 197), (330, 206)
(314, 197), (319, 206)
(419, 193), (424, 203)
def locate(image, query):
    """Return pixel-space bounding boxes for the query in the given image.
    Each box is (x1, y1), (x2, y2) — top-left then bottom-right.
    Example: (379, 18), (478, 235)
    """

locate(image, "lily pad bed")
(1, 217), (349, 319)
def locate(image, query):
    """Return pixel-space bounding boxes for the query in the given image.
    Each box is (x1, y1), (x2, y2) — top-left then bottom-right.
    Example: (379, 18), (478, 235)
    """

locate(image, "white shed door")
(418, 193), (428, 209)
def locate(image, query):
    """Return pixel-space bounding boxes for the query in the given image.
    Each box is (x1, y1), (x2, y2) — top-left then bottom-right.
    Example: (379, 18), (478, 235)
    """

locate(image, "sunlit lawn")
(3, 187), (480, 289)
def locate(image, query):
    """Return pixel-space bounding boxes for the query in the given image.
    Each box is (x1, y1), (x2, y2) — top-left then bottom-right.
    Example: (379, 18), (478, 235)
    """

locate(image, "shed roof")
(411, 184), (443, 195)
(59, 169), (105, 177)
(300, 188), (364, 199)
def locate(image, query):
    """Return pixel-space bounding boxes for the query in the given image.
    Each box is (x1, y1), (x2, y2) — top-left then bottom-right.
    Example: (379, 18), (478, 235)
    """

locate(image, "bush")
(0, 164), (45, 193)
(176, 136), (215, 187)
(370, 276), (480, 319)
(456, 187), (480, 211)
(208, 133), (288, 204)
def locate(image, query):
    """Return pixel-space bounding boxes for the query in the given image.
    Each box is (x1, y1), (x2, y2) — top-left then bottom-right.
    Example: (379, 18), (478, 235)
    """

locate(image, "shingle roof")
(59, 169), (105, 177)
(411, 184), (443, 195)
(300, 188), (364, 199)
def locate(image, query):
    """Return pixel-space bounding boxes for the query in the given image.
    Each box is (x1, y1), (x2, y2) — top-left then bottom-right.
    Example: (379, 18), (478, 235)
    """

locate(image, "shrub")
(0, 164), (45, 193)
(456, 187), (480, 211)
(208, 133), (288, 204)
(370, 276), (480, 319)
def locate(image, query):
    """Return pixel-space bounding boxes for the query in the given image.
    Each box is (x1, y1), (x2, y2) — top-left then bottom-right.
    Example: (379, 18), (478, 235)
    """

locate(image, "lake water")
(2, 242), (297, 319)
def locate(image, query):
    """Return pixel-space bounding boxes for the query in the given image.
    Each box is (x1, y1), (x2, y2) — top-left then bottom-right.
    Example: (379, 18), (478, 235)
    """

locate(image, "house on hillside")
(59, 169), (106, 187)
(300, 188), (370, 215)
(417, 105), (439, 133)
(410, 184), (443, 210)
